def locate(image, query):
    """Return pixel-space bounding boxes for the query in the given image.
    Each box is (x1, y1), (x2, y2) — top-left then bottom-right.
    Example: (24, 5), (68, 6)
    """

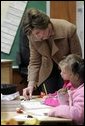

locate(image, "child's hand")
(41, 95), (49, 103)
(57, 88), (69, 105)
(41, 93), (55, 103)
(41, 93), (55, 102)
(43, 95), (49, 99)
(57, 88), (67, 95)
(39, 92), (46, 98)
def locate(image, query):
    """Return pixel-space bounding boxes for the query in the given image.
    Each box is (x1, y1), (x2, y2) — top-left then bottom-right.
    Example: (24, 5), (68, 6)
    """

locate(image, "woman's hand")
(23, 85), (34, 100)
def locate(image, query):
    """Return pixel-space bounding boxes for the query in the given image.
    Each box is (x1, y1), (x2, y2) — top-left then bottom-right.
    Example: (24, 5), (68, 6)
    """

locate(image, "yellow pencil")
(43, 83), (47, 95)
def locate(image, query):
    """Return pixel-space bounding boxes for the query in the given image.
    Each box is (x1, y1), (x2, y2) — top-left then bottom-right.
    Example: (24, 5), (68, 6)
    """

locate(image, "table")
(1, 96), (73, 125)
(1, 59), (13, 84)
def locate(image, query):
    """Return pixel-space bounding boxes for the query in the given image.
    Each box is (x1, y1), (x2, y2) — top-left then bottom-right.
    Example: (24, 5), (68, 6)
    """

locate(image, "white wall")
(46, 1), (50, 16)
(76, 1), (84, 58)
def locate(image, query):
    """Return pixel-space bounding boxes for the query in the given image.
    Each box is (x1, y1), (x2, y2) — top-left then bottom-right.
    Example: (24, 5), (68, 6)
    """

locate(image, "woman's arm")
(28, 41), (42, 86)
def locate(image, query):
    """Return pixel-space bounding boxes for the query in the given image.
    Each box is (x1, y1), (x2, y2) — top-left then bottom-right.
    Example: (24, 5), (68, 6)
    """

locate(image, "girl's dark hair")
(22, 8), (51, 35)
(71, 59), (84, 83)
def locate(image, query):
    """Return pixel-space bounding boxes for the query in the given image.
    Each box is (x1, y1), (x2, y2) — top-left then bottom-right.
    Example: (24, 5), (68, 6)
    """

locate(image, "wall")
(76, 1), (84, 58)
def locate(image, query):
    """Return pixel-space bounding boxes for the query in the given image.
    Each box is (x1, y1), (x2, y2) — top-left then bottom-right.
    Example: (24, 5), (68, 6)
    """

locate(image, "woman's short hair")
(22, 8), (51, 34)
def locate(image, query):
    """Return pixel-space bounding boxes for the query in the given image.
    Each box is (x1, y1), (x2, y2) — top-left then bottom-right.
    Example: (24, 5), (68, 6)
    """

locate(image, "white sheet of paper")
(1, 1), (27, 54)
(21, 99), (53, 120)
(21, 100), (51, 110)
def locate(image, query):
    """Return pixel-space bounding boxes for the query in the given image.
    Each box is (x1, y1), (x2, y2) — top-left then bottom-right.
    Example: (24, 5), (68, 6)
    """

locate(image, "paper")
(21, 100), (51, 110)
(21, 99), (52, 120)
(1, 91), (20, 101)
(1, 1), (27, 54)
(1, 1), (10, 25)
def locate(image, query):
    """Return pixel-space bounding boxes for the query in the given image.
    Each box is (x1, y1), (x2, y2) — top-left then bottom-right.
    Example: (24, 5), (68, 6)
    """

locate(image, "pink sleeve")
(48, 91), (57, 96)
(48, 88), (84, 124)
(43, 97), (60, 107)
(48, 105), (71, 118)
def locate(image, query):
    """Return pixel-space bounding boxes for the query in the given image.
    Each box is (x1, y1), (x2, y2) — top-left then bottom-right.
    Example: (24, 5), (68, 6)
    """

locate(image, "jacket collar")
(29, 35), (50, 57)
(29, 31), (64, 57)
(48, 37), (59, 56)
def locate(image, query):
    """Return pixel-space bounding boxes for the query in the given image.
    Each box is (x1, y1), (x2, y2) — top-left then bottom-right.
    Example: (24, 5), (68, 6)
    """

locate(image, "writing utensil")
(43, 83), (47, 95)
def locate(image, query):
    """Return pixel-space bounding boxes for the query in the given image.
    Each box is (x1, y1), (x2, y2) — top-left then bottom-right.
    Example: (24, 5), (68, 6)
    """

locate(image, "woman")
(22, 8), (82, 99)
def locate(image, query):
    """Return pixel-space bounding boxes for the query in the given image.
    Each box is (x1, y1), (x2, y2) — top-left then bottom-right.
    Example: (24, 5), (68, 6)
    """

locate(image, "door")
(50, 1), (76, 24)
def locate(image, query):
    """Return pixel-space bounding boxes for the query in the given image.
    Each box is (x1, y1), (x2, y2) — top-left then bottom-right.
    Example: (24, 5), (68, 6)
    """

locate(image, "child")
(42, 54), (82, 107)
(47, 54), (84, 125)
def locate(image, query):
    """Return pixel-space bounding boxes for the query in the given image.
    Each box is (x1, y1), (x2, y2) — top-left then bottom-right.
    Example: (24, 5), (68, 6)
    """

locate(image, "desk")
(1, 112), (72, 125)
(1, 96), (72, 125)
(1, 59), (13, 84)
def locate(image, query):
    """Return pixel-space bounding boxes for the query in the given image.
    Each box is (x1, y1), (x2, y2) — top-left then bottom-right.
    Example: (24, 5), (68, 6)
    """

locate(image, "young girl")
(42, 54), (83, 107)
(46, 54), (84, 125)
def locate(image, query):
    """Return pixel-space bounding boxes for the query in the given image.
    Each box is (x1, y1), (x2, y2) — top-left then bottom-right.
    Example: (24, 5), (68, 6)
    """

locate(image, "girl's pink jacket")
(48, 84), (84, 125)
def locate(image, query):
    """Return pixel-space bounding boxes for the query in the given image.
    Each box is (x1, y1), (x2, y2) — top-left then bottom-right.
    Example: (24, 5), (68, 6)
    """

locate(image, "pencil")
(43, 83), (47, 95)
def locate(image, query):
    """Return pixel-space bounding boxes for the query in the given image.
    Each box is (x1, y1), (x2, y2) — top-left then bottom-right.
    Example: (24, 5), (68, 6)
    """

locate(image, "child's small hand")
(41, 95), (49, 103)
(40, 92), (46, 98)
(41, 93), (54, 102)
(41, 93), (54, 103)
(58, 88), (67, 95)
(57, 89), (69, 105)
(43, 95), (49, 99)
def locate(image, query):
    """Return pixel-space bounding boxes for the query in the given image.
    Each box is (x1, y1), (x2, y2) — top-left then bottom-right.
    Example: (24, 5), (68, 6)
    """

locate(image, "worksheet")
(21, 99), (53, 119)
(21, 99), (51, 110)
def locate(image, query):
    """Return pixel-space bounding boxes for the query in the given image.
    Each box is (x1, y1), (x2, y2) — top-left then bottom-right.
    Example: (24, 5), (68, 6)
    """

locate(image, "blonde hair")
(59, 54), (83, 72)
